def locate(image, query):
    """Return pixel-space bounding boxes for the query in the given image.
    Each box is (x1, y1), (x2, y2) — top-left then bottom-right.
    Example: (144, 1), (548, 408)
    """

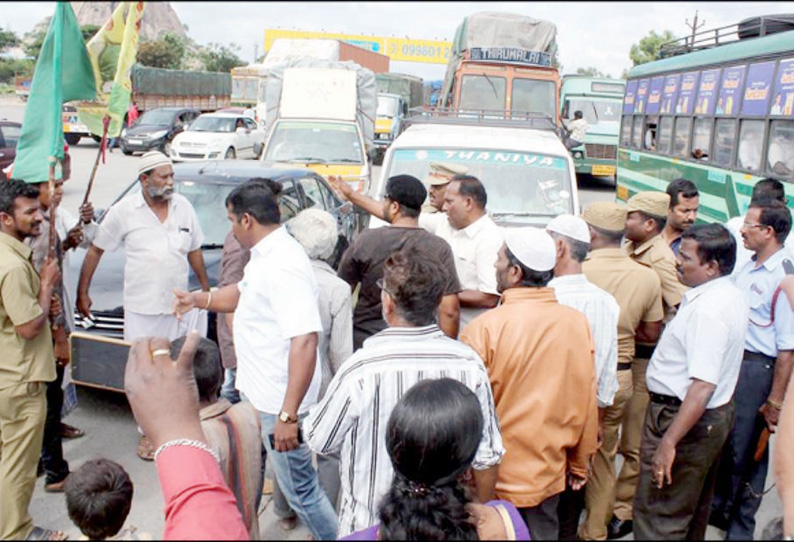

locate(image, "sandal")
(26, 526), (67, 540)
(60, 423), (84, 439)
(137, 435), (155, 461)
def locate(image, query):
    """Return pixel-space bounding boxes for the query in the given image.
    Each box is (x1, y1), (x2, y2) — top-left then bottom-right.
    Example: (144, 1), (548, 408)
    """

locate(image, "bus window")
(512, 79), (556, 118)
(459, 75), (507, 111)
(657, 117), (673, 154)
(713, 119), (737, 167)
(737, 120), (764, 172)
(620, 117), (632, 147)
(632, 116), (644, 149)
(767, 120), (794, 177)
(692, 118), (712, 160)
(643, 117), (658, 151)
(673, 117), (692, 157)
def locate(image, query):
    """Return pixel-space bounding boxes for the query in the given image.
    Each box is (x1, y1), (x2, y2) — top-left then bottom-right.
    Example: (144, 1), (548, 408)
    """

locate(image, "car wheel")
(253, 142), (263, 159)
(65, 134), (81, 146)
(225, 147), (236, 160)
(122, 148), (133, 156)
(91, 134), (102, 143)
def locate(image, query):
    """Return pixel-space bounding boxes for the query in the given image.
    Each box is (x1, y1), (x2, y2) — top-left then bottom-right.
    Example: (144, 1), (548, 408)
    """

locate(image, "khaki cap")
(424, 161), (469, 186)
(626, 191), (670, 219)
(582, 201), (627, 232)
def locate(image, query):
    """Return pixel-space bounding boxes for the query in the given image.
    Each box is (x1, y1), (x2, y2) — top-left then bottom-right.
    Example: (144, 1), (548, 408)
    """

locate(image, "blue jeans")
(260, 412), (338, 540)
(220, 368), (240, 404)
(711, 354), (775, 539)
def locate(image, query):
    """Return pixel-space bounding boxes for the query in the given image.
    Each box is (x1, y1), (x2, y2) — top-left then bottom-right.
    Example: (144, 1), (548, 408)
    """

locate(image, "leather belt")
(649, 392), (683, 407)
(743, 350), (775, 363)
(635, 344), (656, 359)
(617, 362), (632, 371)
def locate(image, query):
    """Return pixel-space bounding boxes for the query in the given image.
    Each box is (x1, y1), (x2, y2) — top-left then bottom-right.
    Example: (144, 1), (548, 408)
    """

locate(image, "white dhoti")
(123, 308), (207, 342)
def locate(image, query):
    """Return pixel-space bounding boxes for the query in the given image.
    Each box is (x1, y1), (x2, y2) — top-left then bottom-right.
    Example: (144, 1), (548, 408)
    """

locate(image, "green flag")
(12, 2), (96, 184)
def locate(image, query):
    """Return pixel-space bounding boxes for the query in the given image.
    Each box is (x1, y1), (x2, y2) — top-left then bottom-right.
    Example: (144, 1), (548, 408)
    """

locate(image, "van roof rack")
(658, 15), (794, 58)
(405, 107), (557, 131)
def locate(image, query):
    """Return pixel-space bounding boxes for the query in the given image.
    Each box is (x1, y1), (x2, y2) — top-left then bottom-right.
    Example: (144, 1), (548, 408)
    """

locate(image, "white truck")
(260, 57), (377, 193)
(231, 39), (388, 129)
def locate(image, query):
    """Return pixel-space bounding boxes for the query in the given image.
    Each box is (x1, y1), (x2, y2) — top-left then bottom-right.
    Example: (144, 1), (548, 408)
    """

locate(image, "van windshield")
(386, 148), (573, 223)
(264, 121), (364, 164)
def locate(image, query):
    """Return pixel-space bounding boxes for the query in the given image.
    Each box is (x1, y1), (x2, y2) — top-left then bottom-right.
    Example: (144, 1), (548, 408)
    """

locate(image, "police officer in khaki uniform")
(609, 191), (689, 539)
(418, 161), (469, 233)
(579, 201), (664, 541)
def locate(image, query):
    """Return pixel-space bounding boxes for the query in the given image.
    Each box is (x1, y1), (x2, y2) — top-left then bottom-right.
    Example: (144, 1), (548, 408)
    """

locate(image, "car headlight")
(121, 128), (127, 137)
(573, 151), (584, 159)
(150, 130), (168, 139)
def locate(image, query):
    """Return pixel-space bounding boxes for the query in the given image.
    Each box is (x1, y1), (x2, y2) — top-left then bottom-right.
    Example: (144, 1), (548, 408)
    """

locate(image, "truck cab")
(439, 12), (561, 125)
(373, 93), (407, 162)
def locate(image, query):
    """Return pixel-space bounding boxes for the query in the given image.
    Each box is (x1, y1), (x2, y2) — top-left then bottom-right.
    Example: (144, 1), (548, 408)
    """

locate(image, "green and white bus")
(560, 76), (625, 179)
(617, 16), (794, 222)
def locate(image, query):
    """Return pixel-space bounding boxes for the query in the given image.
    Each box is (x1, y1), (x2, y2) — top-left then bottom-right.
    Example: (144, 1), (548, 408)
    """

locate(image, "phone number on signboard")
(390, 42), (451, 60)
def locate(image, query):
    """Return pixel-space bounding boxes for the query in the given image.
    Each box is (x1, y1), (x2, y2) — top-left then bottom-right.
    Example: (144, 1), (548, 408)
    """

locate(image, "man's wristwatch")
(279, 411), (298, 424)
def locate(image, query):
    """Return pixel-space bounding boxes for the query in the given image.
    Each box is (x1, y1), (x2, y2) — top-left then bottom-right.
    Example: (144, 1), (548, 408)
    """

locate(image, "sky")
(3, 1), (791, 80)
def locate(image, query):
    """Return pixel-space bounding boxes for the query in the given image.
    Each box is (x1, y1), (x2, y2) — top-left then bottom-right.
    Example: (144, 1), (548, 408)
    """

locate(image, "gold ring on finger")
(152, 349), (170, 357)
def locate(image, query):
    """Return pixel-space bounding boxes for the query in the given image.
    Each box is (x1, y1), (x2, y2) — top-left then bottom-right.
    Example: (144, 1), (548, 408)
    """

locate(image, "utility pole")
(685, 10), (706, 50)
(253, 42), (259, 63)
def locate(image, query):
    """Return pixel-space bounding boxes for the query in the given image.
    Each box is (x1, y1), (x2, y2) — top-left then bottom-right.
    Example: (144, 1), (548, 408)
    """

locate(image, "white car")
(170, 113), (265, 162)
(371, 115), (579, 229)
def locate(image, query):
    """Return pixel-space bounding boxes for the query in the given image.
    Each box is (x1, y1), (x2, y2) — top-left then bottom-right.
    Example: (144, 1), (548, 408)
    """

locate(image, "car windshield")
(188, 116), (237, 133)
(264, 121), (364, 164)
(377, 96), (399, 118)
(176, 180), (238, 246)
(136, 110), (175, 126)
(564, 98), (621, 124)
(386, 148), (574, 223)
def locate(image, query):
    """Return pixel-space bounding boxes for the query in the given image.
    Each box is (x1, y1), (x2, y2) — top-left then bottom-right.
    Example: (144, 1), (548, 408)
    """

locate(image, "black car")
(120, 107), (201, 156)
(65, 160), (360, 390)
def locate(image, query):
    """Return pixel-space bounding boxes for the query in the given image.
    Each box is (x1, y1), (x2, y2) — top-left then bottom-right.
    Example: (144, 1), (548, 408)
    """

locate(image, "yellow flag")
(76, 1), (145, 138)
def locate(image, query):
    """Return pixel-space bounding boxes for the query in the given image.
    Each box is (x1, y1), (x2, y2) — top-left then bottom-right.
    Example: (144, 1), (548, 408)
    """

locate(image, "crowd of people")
(0, 148), (793, 541)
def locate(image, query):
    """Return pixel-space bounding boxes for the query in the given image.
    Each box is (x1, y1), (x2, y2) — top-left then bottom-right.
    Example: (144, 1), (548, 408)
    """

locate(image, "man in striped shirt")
(304, 246), (504, 538)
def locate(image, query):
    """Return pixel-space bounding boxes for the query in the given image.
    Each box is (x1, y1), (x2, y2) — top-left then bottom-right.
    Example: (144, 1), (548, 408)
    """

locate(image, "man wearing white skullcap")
(546, 215), (621, 539)
(76, 151), (210, 459)
(460, 227), (598, 540)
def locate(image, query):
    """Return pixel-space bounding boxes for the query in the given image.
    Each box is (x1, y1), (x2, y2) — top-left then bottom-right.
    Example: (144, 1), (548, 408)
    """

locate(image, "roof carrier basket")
(659, 14), (794, 58)
(405, 107), (557, 132)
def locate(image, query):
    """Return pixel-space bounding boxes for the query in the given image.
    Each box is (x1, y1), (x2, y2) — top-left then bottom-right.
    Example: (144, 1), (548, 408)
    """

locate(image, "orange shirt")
(460, 287), (598, 508)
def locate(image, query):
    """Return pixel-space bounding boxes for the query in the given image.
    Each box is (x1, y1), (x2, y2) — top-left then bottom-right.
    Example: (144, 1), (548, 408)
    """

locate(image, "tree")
(198, 42), (246, 73)
(0, 28), (17, 51)
(22, 28), (46, 60)
(137, 32), (186, 70)
(629, 29), (676, 66)
(576, 67), (608, 78)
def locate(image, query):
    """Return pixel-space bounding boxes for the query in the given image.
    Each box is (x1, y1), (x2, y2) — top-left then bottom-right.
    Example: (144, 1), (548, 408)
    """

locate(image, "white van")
(370, 115), (579, 229)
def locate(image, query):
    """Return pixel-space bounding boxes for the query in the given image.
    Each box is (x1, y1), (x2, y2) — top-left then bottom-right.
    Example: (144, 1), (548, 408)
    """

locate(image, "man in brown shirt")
(338, 175), (461, 349)
(610, 191), (688, 538)
(461, 227), (598, 541)
(0, 179), (62, 540)
(217, 229), (249, 404)
(579, 201), (664, 541)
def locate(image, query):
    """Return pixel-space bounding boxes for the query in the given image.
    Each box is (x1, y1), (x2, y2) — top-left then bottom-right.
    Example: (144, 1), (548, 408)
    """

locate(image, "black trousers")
(40, 364), (69, 484)
(711, 352), (776, 539)
(633, 398), (734, 540)
(520, 493), (561, 541)
(557, 482), (585, 540)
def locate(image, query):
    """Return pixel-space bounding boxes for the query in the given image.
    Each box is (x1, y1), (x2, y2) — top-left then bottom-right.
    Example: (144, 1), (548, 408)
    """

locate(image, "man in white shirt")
(77, 151), (209, 341)
(564, 110), (589, 151)
(304, 246), (504, 537)
(434, 175), (504, 328)
(725, 179), (794, 272)
(634, 224), (749, 539)
(546, 214), (620, 540)
(171, 179), (338, 540)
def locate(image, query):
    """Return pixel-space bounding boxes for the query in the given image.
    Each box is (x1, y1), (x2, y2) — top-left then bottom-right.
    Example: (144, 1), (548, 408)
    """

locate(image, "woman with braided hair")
(344, 378), (530, 541)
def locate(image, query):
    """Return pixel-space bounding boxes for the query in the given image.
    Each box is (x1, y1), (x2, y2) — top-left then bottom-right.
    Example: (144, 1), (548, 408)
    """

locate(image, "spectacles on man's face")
(741, 222), (770, 230)
(376, 278), (392, 295)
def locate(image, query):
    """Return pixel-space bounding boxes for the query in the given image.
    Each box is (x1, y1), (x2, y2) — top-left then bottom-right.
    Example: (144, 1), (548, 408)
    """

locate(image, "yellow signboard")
(265, 29), (452, 65)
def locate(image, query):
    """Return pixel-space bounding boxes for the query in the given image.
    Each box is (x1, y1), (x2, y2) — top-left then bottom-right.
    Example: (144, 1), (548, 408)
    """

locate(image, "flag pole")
(47, 157), (58, 261)
(82, 114), (110, 206)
